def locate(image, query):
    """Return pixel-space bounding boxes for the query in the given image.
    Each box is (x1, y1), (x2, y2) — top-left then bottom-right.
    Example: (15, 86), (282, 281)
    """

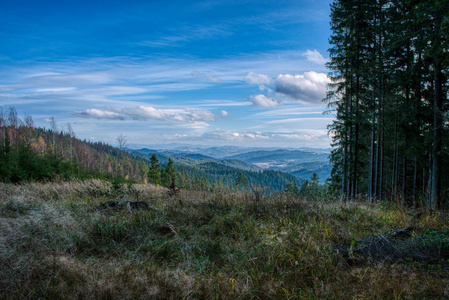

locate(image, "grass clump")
(1, 180), (449, 299)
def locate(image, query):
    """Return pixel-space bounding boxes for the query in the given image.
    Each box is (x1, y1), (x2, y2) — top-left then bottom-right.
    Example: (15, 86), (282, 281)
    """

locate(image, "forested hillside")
(0, 107), (301, 192)
(326, 0), (449, 209)
(175, 162), (302, 192)
(0, 107), (150, 183)
(134, 151), (301, 193)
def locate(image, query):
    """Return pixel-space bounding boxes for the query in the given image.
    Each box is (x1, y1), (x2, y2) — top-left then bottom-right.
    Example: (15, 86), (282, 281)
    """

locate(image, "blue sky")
(0, 0), (334, 148)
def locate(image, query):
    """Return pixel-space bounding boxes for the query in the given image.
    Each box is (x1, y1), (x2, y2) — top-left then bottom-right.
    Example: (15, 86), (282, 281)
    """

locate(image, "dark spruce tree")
(327, 0), (449, 209)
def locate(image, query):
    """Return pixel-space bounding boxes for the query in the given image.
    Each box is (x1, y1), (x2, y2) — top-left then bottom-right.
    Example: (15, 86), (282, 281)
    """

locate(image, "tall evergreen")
(148, 154), (161, 185)
(327, 0), (449, 208)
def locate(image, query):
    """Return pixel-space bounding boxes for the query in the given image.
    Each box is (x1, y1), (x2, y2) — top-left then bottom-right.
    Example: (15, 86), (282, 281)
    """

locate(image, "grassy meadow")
(1, 180), (449, 299)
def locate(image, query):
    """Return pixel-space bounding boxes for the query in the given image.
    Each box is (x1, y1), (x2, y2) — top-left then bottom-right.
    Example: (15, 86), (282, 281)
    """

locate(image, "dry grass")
(1, 180), (449, 299)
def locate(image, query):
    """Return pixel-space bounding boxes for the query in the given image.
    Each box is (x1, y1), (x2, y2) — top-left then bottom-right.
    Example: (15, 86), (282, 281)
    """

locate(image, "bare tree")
(8, 106), (18, 128)
(116, 133), (128, 151)
(66, 123), (75, 163)
(21, 114), (35, 145)
(48, 116), (58, 153)
(24, 114), (34, 128)
(116, 134), (128, 175)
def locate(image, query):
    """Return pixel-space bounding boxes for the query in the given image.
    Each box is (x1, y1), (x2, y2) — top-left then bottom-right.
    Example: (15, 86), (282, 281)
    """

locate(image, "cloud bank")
(75, 106), (216, 123)
(173, 129), (331, 147)
(245, 70), (330, 106)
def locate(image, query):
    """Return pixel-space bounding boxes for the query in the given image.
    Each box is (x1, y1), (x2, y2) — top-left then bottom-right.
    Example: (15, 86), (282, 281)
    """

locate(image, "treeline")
(327, 0), (449, 208)
(0, 107), (149, 183)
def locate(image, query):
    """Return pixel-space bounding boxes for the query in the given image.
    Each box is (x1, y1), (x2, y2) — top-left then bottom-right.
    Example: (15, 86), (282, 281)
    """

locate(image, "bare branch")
(116, 133), (128, 150)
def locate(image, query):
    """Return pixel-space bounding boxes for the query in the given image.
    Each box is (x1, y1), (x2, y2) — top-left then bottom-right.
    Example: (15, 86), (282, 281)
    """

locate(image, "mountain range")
(131, 146), (331, 183)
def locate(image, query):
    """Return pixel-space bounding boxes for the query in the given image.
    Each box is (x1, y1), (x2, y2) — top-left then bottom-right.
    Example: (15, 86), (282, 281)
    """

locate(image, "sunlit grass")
(1, 180), (449, 299)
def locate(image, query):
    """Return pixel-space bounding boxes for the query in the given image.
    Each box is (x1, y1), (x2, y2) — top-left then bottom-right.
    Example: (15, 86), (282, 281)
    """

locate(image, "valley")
(131, 146), (332, 184)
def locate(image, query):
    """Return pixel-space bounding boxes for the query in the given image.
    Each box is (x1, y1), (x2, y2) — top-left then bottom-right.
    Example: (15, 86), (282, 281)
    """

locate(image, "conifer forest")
(326, 0), (449, 209)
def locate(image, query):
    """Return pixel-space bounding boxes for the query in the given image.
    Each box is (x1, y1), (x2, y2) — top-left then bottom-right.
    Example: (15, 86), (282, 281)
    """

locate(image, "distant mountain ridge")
(131, 146), (331, 183)
(131, 149), (262, 172)
(224, 149), (329, 163)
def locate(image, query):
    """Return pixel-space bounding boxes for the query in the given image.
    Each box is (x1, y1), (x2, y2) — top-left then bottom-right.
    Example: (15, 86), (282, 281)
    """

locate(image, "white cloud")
(245, 72), (273, 90)
(275, 71), (330, 104)
(75, 108), (124, 120)
(302, 49), (327, 65)
(220, 110), (229, 117)
(75, 106), (216, 123)
(250, 94), (281, 108)
(183, 108), (216, 122)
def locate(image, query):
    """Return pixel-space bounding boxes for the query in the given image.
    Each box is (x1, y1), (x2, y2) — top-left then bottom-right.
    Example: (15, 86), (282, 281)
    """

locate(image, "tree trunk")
(430, 59), (442, 210)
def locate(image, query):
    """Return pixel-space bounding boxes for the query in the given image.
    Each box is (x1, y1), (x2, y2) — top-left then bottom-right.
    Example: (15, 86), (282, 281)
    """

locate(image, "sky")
(0, 0), (334, 149)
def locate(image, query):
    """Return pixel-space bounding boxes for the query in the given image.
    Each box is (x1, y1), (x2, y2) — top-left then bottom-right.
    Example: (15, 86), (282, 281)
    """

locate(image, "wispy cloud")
(26, 72), (113, 86)
(1, 49), (327, 103)
(35, 87), (77, 93)
(194, 100), (251, 107)
(137, 24), (233, 48)
(201, 130), (271, 141)
(249, 106), (326, 118)
(0, 51), (331, 148)
(267, 117), (334, 124)
(192, 70), (221, 83)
